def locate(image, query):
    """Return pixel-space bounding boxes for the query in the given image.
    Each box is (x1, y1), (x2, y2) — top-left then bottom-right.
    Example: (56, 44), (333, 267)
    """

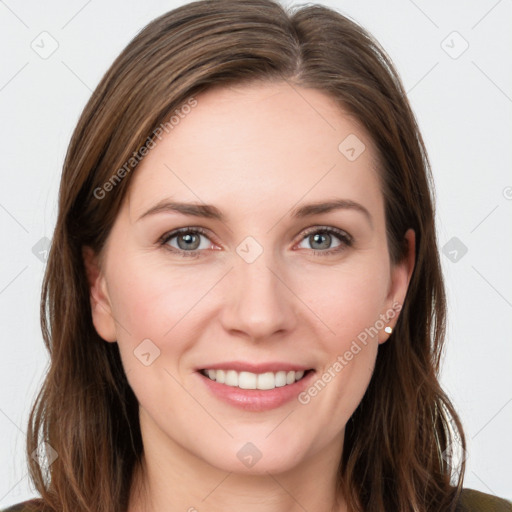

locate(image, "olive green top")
(3, 488), (511, 511)
(455, 488), (512, 511)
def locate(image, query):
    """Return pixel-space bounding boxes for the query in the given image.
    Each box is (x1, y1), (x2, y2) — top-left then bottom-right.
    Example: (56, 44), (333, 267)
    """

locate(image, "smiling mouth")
(199, 368), (313, 390)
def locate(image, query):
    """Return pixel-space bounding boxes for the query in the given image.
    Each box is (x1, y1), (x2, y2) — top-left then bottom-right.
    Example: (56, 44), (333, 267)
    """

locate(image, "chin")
(198, 436), (311, 476)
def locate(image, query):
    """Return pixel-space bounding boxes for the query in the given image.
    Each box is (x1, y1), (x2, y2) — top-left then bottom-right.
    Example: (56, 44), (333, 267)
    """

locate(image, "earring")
(384, 326), (393, 334)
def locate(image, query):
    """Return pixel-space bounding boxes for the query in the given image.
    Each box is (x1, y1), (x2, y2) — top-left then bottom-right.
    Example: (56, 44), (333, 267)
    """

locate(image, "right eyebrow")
(137, 200), (225, 222)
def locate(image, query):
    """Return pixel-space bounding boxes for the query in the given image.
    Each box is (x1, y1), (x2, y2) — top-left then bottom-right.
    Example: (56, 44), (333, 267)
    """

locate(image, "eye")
(295, 226), (353, 256)
(159, 227), (214, 258)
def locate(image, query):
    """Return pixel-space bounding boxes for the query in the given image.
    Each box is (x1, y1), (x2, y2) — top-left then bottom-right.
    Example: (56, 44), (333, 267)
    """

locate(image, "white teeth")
(239, 371), (257, 389)
(257, 372), (275, 390)
(225, 370), (238, 386)
(275, 371), (287, 387)
(201, 368), (308, 390)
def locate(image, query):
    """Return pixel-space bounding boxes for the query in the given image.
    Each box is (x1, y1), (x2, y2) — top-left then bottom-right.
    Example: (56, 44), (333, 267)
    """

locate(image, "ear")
(379, 228), (416, 344)
(82, 246), (117, 342)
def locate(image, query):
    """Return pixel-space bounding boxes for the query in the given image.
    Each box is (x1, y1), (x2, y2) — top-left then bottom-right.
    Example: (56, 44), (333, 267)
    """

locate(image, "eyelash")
(158, 226), (353, 259)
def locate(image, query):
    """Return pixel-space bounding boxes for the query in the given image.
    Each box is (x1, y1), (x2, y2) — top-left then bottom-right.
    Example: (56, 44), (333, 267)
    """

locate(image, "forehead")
(125, 81), (382, 220)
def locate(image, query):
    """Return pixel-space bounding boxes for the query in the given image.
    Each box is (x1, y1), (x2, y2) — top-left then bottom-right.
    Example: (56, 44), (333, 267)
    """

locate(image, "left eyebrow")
(290, 199), (373, 227)
(136, 198), (373, 228)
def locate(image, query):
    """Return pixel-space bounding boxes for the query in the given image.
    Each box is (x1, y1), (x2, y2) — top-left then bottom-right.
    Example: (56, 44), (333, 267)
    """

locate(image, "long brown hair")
(25, 1), (466, 511)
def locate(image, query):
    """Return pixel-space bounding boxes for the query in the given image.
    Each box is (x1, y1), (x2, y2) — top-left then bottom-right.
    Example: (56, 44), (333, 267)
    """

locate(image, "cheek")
(108, 253), (202, 335)
(294, 260), (387, 411)
(296, 257), (390, 343)
(107, 262), (197, 420)
(105, 256), (199, 380)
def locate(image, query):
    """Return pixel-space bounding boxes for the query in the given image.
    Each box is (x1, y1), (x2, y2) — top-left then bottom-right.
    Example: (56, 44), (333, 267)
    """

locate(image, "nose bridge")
(220, 236), (296, 339)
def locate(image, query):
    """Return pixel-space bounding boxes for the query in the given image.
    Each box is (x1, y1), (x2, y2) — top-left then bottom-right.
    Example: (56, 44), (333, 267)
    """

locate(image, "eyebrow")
(137, 198), (373, 226)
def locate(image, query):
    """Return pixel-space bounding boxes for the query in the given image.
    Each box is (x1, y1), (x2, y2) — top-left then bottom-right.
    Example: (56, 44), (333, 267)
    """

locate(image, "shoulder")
(1, 498), (45, 512)
(456, 488), (512, 511)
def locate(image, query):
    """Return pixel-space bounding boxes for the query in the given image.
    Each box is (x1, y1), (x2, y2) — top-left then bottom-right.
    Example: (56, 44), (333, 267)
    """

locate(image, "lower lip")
(197, 370), (316, 412)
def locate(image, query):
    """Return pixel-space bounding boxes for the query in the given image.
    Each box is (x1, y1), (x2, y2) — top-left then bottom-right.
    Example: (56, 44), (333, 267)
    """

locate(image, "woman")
(3, 1), (511, 511)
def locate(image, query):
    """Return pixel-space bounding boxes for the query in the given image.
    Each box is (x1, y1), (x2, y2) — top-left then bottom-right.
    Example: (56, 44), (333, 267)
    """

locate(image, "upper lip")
(197, 361), (313, 373)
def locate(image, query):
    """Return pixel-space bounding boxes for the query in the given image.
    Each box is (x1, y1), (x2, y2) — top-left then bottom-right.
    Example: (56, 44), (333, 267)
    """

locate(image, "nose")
(219, 249), (297, 342)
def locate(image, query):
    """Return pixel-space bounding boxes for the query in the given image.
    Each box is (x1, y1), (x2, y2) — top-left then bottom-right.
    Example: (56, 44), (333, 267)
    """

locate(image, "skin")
(83, 81), (415, 512)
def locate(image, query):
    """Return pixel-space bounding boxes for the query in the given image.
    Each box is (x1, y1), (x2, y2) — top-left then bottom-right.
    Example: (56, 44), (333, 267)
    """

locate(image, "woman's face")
(85, 81), (414, 475)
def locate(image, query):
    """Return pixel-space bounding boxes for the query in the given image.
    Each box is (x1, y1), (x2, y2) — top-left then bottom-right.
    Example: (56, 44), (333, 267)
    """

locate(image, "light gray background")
(1, 0), (511, 507)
